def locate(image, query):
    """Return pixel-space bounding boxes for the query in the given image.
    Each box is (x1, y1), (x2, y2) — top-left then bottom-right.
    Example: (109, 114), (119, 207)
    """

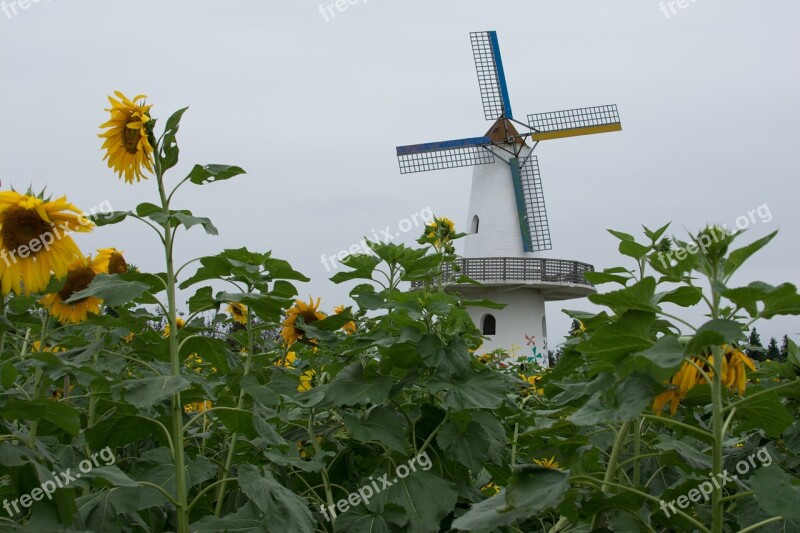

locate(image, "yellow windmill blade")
(528, 104), (622, 141)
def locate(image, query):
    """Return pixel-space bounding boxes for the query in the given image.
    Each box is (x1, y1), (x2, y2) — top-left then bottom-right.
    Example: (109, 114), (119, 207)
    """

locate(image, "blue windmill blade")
(396, 136), (494, 174)
(509, 156), (552, 252)
(470, 31), (513, 121)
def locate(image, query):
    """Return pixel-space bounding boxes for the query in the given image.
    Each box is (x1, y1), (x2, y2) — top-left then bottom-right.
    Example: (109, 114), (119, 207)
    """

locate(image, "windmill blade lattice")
(470, 31), (513, 121)
(396, 137), (494, 174)
(518, 155), (551, 252)
(528, 105), (621, 141)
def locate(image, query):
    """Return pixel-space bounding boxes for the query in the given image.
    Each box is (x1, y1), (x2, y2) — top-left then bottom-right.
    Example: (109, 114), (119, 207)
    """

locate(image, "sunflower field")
(0, 94), (798, 533)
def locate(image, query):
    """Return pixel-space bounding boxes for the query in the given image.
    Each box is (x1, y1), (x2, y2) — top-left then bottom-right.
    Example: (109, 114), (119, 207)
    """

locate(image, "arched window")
(470, 215), (480, 234)
(481, 314), (496, 335)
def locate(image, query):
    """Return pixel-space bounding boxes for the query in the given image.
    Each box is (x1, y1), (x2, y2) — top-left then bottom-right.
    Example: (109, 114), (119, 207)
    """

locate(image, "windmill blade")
(528, 104), (621, 141)
(470, 31), (514, 121)
(396, 136), (494, 174)
(509, 155), (552, 252)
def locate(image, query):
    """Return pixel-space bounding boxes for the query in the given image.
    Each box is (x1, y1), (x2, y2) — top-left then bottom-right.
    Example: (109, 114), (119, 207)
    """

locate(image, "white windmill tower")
(396, 31), (622, 366)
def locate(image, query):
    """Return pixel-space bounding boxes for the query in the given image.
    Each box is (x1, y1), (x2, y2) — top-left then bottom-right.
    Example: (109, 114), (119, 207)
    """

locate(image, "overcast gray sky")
(2, 0), (797, 346)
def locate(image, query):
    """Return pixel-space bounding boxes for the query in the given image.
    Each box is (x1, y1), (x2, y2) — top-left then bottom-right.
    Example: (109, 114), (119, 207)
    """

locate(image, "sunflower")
(183, 400), (212, 414)
(227, 302), (248, 325)
(281, 297), (326, 346)
(32, 340), (66, 353)
(533, 456), (560, 469)
(422, 216), (456, 251)
(98, 91), (155, 184)
(163, 316), (186, 338)
(519, 373), (544, 397)
(274, 351), (297, 369)
(0, 191), (92, 296)
(39, 255), (105, 324)
(297, 369), (317, 392)
(334, 305), (356, 335)
(652, 344), (756, 416)
(94, 248), (127, 274)
(481, 481), (501, 495)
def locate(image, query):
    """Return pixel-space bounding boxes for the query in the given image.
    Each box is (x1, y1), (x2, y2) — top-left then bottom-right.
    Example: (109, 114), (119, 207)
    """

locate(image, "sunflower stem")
(710, 270), (724, 533)
(590, 420), (630, 530)
(155, 152), (190, 533)
(214, 305), (255, 517)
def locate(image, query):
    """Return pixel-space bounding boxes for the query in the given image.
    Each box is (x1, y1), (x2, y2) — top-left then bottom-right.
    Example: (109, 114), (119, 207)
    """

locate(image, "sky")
(1, 0), (798, 348)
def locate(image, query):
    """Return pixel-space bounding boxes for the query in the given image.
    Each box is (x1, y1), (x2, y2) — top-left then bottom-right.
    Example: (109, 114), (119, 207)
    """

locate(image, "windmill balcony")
(412, 257), (596, 301)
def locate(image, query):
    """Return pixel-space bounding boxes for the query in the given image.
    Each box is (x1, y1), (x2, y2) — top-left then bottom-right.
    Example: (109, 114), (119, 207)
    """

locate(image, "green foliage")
(2, 100), (798, 533)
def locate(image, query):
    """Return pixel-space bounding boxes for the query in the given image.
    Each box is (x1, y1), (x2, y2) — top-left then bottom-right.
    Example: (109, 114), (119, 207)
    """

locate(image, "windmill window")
(481, 314), (496, 335)
(471, 215), (480, 234)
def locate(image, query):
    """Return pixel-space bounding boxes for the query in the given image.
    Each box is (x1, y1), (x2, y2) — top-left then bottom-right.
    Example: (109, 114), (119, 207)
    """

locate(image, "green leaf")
(1, 363), (18, 388)
(607, 229), (635, 241)
(316, 363), (392, 407)
(569, 376), (653, 426)
(653, 436), (712, 470)
(631, 336), (685, 369)
(761, 283), (800, 318)
(343, 407), (408, 453)
(722, 230), (777, 279)
(734, 390), (793, 437)
(425, 368), (508, 410)
(452, 467), (569, 531)
(91, 210), (129, 227)
(334, 503), (407, 533)
(372, 471), (458, 532)
(77, 487), (142, 532)
(751, 465), (800, 519)
(192, 502), (267, 532)
(685, 319), (745, 355)
(238, 464), (315, 533)
(172, 211), (218, 236)
(417, 334), (445, 368)
(135, 202), (162, 217)
(113, 376), (191, 410)
(187, 164), (246, 185)
(65, 274), (150, 307)
(84, 466), (140, 488)
(1, 398), (80, 435)
(577, 310), (656, 363)
(656, 286), (703, 307)
(619, 239), (650, 260)
(159, 107), (188, 171)
(86, 407), (157, 448)
(330, 253), (382, 284)
(436, 420), (490, 472)
(589, 277), (658, 313)
(643, 222), (670, 243)
(584, 271), (630, 286)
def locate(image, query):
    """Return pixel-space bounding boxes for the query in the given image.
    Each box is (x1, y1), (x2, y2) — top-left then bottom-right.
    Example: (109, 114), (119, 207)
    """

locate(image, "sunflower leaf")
(91, 210), (130, 227)
(159, 107), (189, 171)
(172, 212), (219, 236)
(187, 164), (246, 185)
(65, 274), (150, 307)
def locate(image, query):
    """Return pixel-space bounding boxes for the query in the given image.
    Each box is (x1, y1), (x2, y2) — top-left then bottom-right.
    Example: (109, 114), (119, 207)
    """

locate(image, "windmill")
(397, 31), (622, 365)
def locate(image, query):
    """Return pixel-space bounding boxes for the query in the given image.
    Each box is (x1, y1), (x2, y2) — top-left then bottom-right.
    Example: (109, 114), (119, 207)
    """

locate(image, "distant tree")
(746, 328), (764, 361)
(779, 335), (790, 362)
(765, 337), (781, 361)
(548, 345), (563, 367)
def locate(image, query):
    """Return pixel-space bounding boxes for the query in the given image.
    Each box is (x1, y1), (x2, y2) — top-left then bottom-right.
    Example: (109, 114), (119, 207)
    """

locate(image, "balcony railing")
(423, 257), (594, 287)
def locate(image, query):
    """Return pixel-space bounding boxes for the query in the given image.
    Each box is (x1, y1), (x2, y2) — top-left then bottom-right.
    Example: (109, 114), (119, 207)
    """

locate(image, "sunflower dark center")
(58, 266), (96, 303)
(1, 206), (51, 253)
(299, 310), (320, 326)
(122, 117), (142, 154)
(107, 253), (127, 274)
